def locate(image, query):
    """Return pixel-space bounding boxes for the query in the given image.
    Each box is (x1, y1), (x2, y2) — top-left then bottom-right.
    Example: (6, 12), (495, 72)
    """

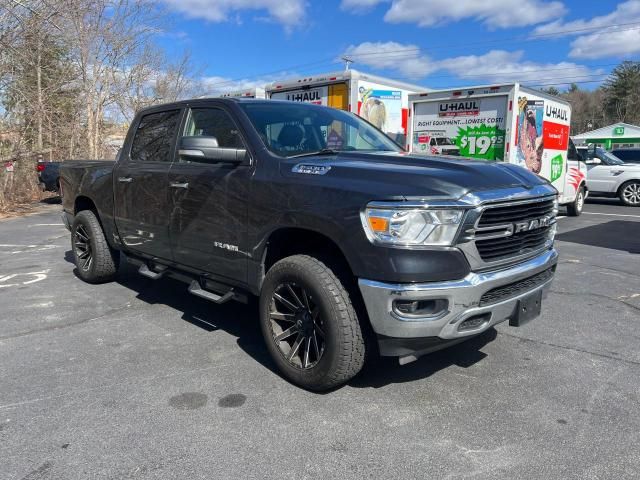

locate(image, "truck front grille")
(478, 198), (555, 228)
(479, 267), (555, 306)
(474, 198), (555, 263)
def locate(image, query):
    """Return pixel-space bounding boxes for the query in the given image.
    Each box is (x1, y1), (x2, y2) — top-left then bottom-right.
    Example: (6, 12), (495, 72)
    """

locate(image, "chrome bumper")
(358, 249), (558, 341)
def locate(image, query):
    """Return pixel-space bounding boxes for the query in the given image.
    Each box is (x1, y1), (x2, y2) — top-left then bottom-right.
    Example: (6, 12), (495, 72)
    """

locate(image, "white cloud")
(160, 0), (306, 28)
(435, 50), (599, 84)
(200, 76), (267, 96)
(340, 0), (567, 28)
(534, 1), (640, 35)
(200, 73), (299, 96)
(341, 0), (384, 8)
(533, 1), (640, 59)
(344, 42), (600, 86)
(569, 28), (640, 59)
(343, 42), (436, 79)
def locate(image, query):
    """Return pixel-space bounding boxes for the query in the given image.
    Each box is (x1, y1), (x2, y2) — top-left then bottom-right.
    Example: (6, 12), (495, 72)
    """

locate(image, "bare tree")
(57, 0), (166, 157)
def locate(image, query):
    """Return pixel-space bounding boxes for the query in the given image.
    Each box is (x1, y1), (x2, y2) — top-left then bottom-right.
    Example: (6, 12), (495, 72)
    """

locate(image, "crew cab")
(60, 98), (559, 390)
(579, 146), (640, 206)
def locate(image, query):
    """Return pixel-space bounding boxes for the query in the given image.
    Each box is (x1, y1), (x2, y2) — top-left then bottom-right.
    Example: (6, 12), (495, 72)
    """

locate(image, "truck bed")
(59, 160), (116, 230)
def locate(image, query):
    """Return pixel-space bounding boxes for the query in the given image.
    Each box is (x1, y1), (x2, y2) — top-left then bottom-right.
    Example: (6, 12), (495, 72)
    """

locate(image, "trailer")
(265, 69), (426, 144)
(408, 83), (588, 215)
(220, 87), (266, 99)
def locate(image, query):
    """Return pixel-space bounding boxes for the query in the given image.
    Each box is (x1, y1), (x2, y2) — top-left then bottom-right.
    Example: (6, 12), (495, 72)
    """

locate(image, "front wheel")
(71, 210), (119, 283)
(619, 181), (640, 207)
(259, 255), (365, 391)
(566, 186), (585, 216)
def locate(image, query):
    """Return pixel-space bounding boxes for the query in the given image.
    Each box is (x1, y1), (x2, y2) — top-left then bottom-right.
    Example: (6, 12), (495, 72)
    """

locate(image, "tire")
(259, 255), (365, 391)
(619, 181), (640, 207)
(566, 186), (585, 216)
(71, 210), (119, 283)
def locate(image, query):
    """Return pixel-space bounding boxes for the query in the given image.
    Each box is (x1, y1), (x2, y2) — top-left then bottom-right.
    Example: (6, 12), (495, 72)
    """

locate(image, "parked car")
(37, 161), (61, 193)
(579, 146), (640, 206)
(610, 148), (640, 164)
(60, 98), (559, 390)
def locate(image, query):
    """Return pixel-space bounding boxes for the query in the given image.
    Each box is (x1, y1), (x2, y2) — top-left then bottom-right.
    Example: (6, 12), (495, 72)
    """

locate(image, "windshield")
(239, 102), (402, 157)
(598, 148), (624, 165)
(436, 137), (455, 146)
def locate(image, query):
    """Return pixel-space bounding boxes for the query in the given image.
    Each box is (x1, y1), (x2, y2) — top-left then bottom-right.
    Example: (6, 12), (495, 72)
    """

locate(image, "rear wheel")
(259, 255), (365, 391)
(619, 181), (640, 207)
(71, 210), (119, 283)
(566, 186), (585, 216)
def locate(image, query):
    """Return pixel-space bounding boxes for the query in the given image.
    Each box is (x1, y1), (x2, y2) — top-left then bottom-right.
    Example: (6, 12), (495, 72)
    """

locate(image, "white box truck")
(265, 69), (426, 145)
(408, 83), (588, 215)
(220, 87), (266, 99)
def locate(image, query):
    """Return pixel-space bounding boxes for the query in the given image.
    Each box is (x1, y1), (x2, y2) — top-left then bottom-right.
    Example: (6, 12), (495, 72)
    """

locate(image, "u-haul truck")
(265, 69), (426, 145)
(408, 83), (588, 216)
(220, 87), (266, 99)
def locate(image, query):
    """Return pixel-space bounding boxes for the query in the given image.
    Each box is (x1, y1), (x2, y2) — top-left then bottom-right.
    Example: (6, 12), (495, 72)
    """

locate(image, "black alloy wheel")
(74, 223), (93, 272)
(268, 282), (325, 369)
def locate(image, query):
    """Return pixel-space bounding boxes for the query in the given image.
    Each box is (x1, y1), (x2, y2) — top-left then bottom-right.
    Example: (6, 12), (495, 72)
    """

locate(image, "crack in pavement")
(550, 289), (640, 314)
(499, 331), (640, 367)
(557, 259), (640, 281)
(0, 362), (232, 411)
(0, 303), (133, 341)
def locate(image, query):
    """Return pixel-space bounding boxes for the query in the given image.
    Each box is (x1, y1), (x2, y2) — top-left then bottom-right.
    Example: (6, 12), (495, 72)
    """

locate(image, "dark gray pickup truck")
(60, 98), (558, 390)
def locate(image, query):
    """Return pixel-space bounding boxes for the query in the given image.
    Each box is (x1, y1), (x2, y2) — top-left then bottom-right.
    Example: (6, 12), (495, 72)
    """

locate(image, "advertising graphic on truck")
(409, 84), (588, 215)
(515, 93), (571, 187)
(412, 95), (507, 159)
(357, 80), (404, 136)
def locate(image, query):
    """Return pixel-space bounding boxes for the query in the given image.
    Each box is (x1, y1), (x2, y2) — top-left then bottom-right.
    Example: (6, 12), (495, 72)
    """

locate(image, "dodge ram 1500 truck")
(60, 98), (559, 390)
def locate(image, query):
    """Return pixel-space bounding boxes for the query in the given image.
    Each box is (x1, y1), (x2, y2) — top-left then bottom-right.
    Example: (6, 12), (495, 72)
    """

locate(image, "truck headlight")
(361, 207), (464, 247)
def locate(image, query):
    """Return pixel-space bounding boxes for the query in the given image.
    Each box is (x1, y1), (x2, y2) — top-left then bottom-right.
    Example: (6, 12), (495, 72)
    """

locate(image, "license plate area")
(509, 290), (543, 327)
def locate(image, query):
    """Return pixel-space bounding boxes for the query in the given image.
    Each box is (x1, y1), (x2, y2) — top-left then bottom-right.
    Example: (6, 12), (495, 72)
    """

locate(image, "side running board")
(188, 281), (234, 304)
(138, 264), (167, 280)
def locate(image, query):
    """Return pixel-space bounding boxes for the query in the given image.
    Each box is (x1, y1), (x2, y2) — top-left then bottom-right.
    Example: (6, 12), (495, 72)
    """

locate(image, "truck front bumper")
(358, 249), (558, 361)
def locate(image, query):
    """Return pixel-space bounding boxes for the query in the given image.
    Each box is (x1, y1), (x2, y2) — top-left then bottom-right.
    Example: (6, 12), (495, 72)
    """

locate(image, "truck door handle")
(170, 182), (189, 189)
(118, 177), (133, 183)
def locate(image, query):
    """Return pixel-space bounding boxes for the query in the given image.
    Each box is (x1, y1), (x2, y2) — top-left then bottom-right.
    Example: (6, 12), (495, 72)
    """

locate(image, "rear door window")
(130, 110), (181, 162)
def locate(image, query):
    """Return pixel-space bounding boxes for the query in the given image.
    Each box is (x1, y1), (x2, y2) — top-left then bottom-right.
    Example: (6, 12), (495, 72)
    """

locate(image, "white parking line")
(29, 223), (64, 227)
(0, 270), (50, 288)
(583, 212), (640, 219)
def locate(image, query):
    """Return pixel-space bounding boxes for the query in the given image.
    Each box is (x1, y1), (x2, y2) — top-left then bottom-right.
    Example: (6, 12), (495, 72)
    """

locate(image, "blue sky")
(155, 0), (640, 94)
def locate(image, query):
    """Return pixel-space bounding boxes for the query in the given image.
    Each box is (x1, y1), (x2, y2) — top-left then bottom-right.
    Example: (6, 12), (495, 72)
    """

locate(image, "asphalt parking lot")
(1, 199), (640, 479)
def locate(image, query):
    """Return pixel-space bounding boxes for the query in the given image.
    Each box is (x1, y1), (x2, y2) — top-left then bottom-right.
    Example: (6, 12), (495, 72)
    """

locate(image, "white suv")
(579, 146), (640, 206)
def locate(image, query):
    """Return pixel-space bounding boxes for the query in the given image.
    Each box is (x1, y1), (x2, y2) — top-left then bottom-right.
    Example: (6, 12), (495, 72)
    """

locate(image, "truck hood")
(285, 151), (550, 200)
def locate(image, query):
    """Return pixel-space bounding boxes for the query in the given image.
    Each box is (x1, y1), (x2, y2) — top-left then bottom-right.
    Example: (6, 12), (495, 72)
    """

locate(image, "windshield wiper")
(290, 149), (340, 159)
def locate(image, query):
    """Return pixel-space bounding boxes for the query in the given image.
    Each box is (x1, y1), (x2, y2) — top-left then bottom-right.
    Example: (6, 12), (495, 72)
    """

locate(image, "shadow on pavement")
(40, 195), (62, 204)
(349, 328), (497, 389)
(556, 220), (640, 253)
(64, 250), (501, 390)
(584, 197), (622, 207)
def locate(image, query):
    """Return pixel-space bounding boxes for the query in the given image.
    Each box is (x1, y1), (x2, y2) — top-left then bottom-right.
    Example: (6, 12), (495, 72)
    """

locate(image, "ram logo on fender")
(513, 216), (552, 234)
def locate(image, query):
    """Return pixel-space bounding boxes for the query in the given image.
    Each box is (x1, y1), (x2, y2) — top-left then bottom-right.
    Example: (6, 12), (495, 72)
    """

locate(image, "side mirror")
(585, 158), (601, 165)
(178, 136), (249, 165)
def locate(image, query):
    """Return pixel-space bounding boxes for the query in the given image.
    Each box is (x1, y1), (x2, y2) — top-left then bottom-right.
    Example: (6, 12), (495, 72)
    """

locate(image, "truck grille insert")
(479, 267), (555, 307)
(476, 198), (555, 262)
(477, 198), (555, 228)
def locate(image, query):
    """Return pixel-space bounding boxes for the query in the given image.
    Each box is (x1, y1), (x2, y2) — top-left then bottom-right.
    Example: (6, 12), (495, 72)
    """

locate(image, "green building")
(572, 122), (640, 150)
